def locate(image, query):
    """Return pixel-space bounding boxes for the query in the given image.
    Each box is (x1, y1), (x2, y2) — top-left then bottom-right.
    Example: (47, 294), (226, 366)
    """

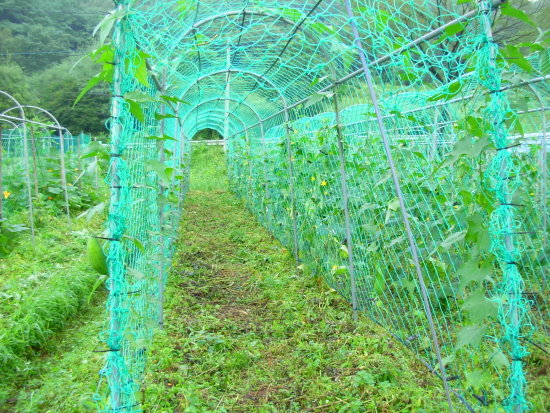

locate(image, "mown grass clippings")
(142, 189), (453, 413)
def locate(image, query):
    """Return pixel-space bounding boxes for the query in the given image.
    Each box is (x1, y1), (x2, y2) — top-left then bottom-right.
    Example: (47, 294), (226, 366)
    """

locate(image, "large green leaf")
(500, 3), (536, 27)
(146, 160), (173, 187)
(73, 74), (102, 107)
(461, 289), (498, 323)
(454, 324), (488, 351)
(439, 230), (466, 251)
(457, 256), (493, 290)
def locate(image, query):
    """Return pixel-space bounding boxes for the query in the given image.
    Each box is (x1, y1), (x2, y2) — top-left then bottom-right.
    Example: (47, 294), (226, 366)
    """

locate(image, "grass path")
(143, 189), (449, 412)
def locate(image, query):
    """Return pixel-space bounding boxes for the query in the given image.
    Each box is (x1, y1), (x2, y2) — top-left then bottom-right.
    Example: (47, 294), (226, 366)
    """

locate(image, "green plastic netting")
(96, 0), (549, 411)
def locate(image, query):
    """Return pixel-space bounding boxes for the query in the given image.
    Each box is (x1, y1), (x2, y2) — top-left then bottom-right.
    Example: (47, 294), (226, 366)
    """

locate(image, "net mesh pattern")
(97, 1), (549, 411)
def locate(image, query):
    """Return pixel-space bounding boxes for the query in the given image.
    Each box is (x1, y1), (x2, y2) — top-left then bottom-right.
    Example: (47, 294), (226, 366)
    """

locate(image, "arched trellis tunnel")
(97, 1), (549, 412)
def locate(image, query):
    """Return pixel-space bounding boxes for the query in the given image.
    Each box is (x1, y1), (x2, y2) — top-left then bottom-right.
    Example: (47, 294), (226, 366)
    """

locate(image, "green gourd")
(87, 237), (108, 275)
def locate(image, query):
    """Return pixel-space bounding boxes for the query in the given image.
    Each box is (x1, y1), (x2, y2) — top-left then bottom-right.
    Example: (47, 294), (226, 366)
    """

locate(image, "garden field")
(2, 0), (550, 412)
(0, 147), (475, 412)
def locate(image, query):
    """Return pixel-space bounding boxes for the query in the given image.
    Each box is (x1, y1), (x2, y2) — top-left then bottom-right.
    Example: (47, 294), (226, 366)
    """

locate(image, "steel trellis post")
(158, 67), (168, 330)
(341, 1), (455, 412)
(331, 67), (359, 324)
(528, 85), (547, 249)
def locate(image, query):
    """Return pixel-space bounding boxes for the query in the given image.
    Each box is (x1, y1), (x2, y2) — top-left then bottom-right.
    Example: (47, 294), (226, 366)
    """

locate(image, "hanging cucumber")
(87, 237), (108, 275)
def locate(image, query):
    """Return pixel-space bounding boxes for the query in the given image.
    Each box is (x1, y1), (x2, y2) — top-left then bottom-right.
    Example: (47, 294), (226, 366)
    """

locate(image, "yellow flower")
(324, 191), (328, 195)
(48, 169), (53, 172)
(3, 191), (11, 199)
(311, 176), (315, 181)
(530, 193), (535, 196)
(321, 180), (327, 186)
(332, 265), (338, 270)
(68, 183), (72, 186)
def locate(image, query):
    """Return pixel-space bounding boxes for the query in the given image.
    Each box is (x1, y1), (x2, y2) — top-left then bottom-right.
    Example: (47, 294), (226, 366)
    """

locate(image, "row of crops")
(226, 70), (550, 410)
(0, 127), (106, 249)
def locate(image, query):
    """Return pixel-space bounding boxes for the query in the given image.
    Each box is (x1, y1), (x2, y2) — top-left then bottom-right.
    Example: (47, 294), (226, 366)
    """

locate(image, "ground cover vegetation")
(1, 0), (550, 412)
(0, 147), (461, 412)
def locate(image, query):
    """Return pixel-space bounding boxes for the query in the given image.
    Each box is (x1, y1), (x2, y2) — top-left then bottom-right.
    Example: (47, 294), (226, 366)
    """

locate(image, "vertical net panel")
(95, 3), (188, 410)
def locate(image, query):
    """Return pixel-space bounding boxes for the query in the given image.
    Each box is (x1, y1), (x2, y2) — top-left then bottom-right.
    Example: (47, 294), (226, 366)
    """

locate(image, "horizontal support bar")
(230, 0), (507, 137)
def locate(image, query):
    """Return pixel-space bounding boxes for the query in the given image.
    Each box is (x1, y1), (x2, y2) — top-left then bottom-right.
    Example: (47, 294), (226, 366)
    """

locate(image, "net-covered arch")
(96, 0), (549, 412)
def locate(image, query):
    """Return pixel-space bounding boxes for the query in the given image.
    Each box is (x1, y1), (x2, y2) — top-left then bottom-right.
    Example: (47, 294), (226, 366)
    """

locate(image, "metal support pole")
(30, 127), (39, 199)
(430, 109), (440, 162)
(158, 67), (167, 330)
(107, 9), (125, 409)
(259, 120), (272, 232)
(0, 123), (3, 221)
(94, 137), (99, 193)
(331, 68), (359, 324)
(59, 129), (71, 230)
(179, 129), (186, 206)
(224, 40), (231, 152)
(77, 133), (82, 182)
(482, 2), (525, 412)
(284, 109), (300, 263)
(342, 1), (454, 411)
(528, 85), (547, 249)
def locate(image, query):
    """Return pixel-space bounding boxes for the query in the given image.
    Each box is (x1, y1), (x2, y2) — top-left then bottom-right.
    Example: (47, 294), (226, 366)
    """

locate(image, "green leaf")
(145, 134), (177, 142)
(123, 235), (145, 253)
(133, 51), (150, 87)
(146, 160), (172, 187)
(77, 202), (106, 224)
(386, 235), (406, 249)
(125, 99), (145, 122)
(127, 267), (146, 280)
(73, 75), (101, 107)
(387, 198), (400, 211)
(87, 274), (108, 304)
(124, 90), (156, 103)
(155, 113), (178, 121)
(427, 81), (463, 102)
(375, 170), (392, 186)
(503, 45), (533, 73)
(465, 369), (492, 391)
(454, 324), (488, 351)
(93, 8), (127, 45)
(373, 271), (386, 296)
(305, 91), (334, 109)
(309, 75), (329, 88)
(444, 22), (467, 37)
(457, 256), (493, 290)
(439, 230), (466, 251)
(461, 289), (498, 323)
(487, 347), (510, 371)
(500, 3), (536, 27)
(81, 141), (108, 160)
(160, 95), (190, 105)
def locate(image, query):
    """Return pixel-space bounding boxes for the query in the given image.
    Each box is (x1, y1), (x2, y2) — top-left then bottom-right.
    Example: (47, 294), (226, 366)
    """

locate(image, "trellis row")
(98, 1), (548, 412)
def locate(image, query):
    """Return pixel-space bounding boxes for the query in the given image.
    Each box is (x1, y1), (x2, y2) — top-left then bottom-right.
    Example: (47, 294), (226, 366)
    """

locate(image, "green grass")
(142, 188), (452, 412)
(190, 144), (227, 192)
(0, 209), (105, 385)
(1, 145), (546, 412)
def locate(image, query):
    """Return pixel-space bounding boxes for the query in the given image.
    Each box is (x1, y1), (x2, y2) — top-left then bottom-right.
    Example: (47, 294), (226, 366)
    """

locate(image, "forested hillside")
(0, 0), (112, 134)
(1, 0), (550, 135)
